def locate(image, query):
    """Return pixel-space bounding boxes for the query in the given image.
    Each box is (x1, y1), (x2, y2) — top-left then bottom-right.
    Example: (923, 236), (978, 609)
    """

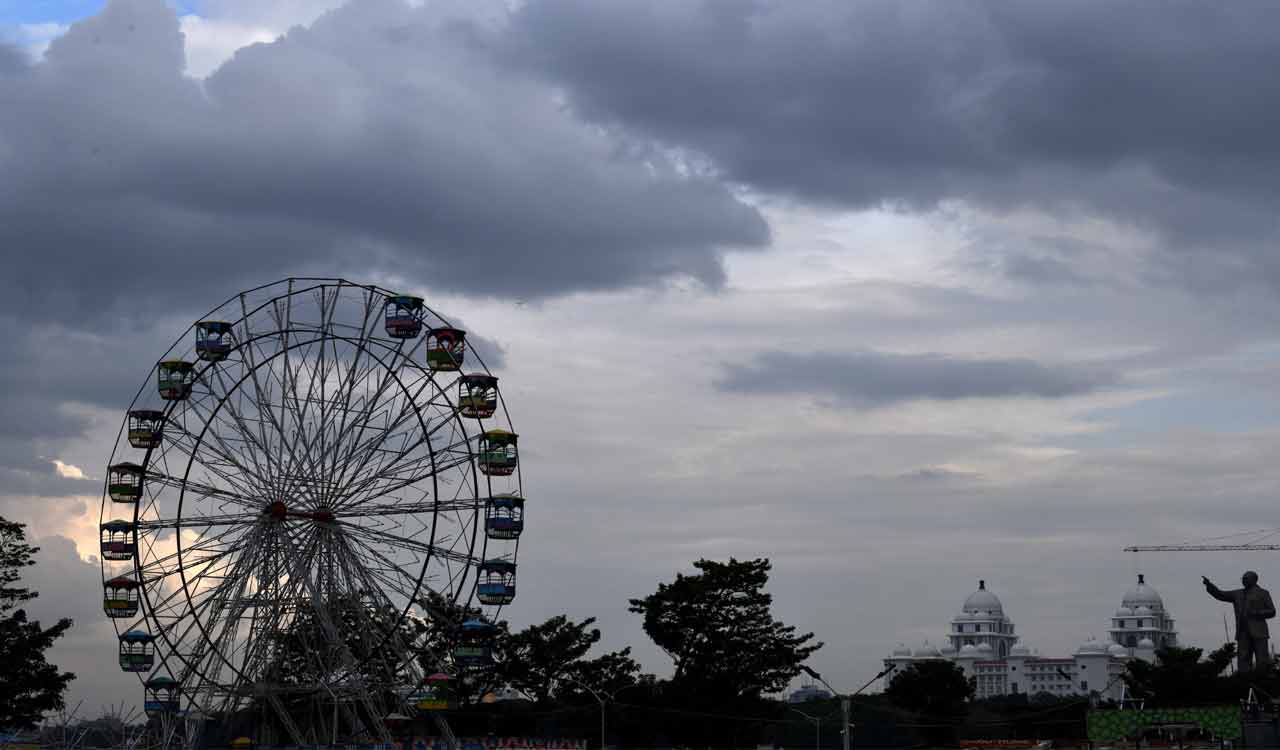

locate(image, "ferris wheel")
(97, 278), (524, 745)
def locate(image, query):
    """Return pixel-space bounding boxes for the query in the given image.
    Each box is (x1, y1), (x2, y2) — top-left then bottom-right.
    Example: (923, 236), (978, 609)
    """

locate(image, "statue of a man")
(1203, 571), (1276, 672)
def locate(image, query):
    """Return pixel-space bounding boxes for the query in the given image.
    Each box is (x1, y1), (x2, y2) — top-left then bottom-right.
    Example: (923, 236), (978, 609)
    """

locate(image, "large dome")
(962, 580), (1004, 614)
(1122, 574), (1164, 610)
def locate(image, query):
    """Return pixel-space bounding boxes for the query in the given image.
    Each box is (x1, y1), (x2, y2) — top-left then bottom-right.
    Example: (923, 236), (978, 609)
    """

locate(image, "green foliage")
(0, 517), (75, 730)
(562, 645), (643, 699)
(503, 614), (641, 703)
(1122, 645), (1236, 705)
(885, 660), (974, 715)
(628, 557), (823, 699)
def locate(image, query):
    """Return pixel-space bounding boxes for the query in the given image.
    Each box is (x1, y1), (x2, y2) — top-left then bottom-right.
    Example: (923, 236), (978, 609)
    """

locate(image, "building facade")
(884, 575), (1176, 701)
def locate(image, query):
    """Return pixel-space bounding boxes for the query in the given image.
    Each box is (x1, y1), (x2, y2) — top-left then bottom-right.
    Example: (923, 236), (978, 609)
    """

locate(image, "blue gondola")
(485, 494), (524, 540)
(119, 630), (155, 672)
(195, 321), (234, 362)
(144, 676), (180, 716)
(476, 560), (516, 605)
(454, 619), (495, 668)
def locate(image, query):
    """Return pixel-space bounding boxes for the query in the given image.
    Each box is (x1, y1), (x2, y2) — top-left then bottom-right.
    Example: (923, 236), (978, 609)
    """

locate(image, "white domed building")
(1109, 574), (1178, 655)
(884, 577), (1176, 700)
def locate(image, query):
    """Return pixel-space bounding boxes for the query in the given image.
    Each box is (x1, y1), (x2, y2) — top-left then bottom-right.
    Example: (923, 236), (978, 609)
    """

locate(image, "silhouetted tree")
(1122, 644), (1237, 705)
(885, 660), (974, 715)
(628, 558), (822, 699)
(0, 517), (74, 730)
(504, 614), (641, 703)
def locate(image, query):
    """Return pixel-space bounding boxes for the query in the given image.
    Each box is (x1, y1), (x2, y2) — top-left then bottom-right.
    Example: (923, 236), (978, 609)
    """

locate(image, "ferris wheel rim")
(164, 329), (466, 687)
(98, 277), (522, 717)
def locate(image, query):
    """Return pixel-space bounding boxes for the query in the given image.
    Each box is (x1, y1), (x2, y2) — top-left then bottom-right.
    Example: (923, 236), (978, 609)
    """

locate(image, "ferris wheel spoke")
(137, 510), (266, 531)
(337, 441), (475, 512)
(337, 521), (477, 567)
(331, 539), (427, 683)
(151, 431), (265, 510)
(143, 469), (261, 512)
(199, 362), (288, 489)
(324, 295), (413, 485)
(334, 531), (429, 608)
(335, 431), (475, 512)
(158, 529), (271, 686)
(236, 312), (310, 502)
(273, 332), (347, 509)
(138, 520), (251, 569)
(327, 499), (478, 521)
(162, 422), (267, 501)
(327, 374), (457, 498)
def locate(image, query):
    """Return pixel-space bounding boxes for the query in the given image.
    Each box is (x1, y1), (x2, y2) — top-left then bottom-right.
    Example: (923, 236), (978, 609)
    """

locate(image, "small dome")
(1137, 637), (1156, 649)
(1134, 606), (1153, 617)
(939, 643), (957, 655)
(962, 579), (1004, 615)
(1108, 644), (1129, 657)
(958, 644), (979, 657)
(1009, 644), (1031, 657)
(1115, 606), (1134, 617)
(1076, 638), (1108, 655)
(1122, 574), (1164, 610)
(891, 643), (911, 657)
(913, 643), (942, 658)
(976, 643), (993, 653)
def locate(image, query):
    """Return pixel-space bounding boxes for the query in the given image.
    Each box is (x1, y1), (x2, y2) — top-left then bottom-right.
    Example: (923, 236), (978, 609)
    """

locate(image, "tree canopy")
(503, 614), (641, 703)
(0, 517), (75, 730)
(885, 660), (974, 716)
(1121, 644), (1254, 706)
(628, 557), (822, 699)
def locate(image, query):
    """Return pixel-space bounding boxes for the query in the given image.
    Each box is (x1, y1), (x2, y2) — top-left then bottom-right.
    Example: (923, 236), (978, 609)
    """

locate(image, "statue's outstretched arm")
(1204, 580), (1235, 603)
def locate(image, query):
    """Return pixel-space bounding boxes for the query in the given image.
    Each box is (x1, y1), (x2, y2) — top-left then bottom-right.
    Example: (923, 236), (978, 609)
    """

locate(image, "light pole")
(790, 707), (822, 750)
(800, 664), (898, 750)
(558, 678), (641, 750)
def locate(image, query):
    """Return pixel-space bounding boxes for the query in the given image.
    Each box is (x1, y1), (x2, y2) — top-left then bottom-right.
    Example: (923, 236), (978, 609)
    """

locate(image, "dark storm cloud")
(509, 0), (1280, 288)
(717, 350), (1114, 406)
(0, 0), (767, 326)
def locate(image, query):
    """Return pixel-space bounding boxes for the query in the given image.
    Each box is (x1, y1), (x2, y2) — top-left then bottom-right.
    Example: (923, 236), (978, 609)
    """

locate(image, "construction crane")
(1125, 528), (1280, 553)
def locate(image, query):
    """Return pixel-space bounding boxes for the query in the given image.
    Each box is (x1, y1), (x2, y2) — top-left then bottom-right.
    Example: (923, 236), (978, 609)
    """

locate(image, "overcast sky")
(7, 0), (1280, 715)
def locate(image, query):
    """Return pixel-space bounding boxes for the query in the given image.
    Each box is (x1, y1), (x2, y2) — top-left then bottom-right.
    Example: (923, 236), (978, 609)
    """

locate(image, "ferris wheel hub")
(264, 501), (288, 521)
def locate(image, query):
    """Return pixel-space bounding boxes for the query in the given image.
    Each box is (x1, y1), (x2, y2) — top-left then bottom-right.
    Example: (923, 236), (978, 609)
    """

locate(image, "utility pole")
(801, 664), (897, 750)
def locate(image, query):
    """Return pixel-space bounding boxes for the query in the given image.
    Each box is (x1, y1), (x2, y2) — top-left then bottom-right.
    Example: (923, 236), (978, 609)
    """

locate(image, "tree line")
(6, 512), (1280, 747)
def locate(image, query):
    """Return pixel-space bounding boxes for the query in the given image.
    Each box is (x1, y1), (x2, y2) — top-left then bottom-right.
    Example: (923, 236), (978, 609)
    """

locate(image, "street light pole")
(789, 708), (821, 750)
(800, 664), (898, 750)
(557, 678), (640, 750)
